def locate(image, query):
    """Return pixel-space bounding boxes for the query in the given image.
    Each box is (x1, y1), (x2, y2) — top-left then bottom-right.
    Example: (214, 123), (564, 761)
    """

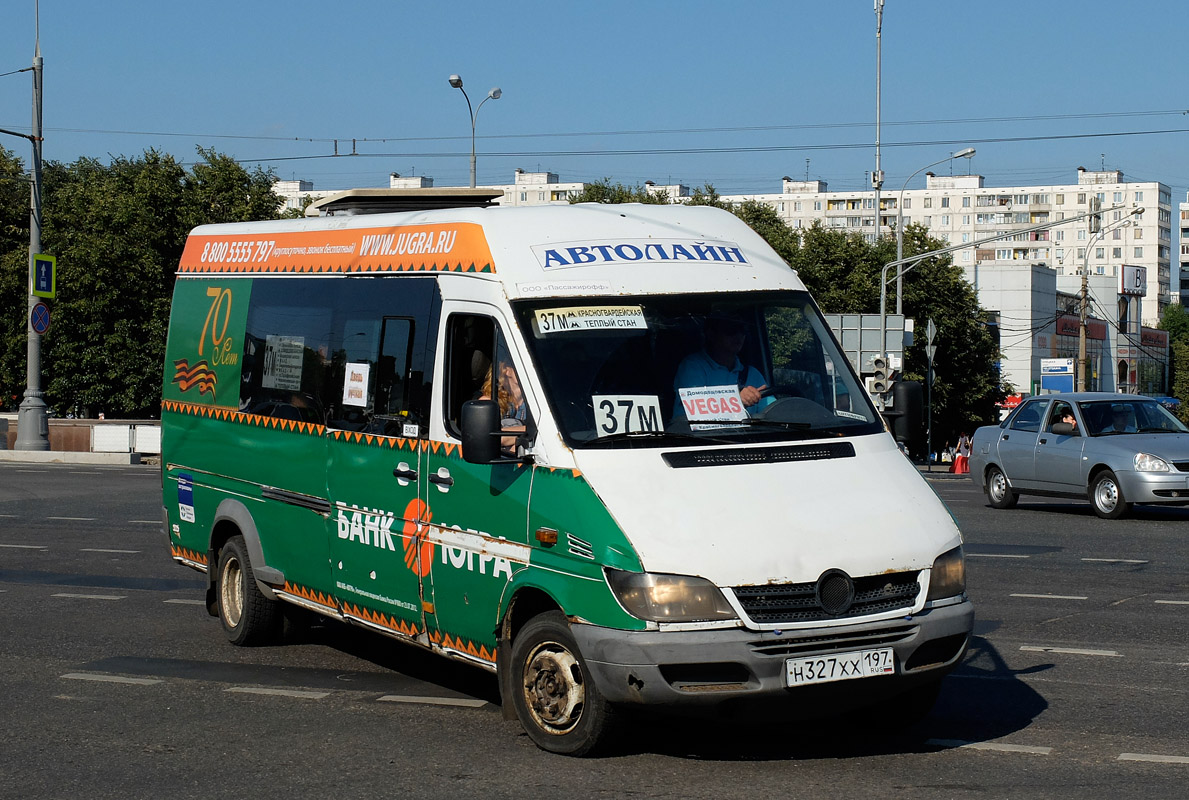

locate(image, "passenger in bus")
(673, 312), (771, 418)
(480, 358), (527, 451)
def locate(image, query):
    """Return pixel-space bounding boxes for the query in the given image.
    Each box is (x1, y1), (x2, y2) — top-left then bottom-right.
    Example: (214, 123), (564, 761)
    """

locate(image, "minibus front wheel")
(216, 535), (281, 646)
(510, 611), (616, 756)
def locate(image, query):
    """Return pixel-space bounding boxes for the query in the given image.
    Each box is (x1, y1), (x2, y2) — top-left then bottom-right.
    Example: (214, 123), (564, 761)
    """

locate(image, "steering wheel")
(759, 384), (801, 399)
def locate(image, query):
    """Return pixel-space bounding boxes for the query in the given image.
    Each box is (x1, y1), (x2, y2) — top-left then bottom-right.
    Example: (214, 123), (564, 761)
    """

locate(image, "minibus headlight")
(605, 570), (737, 622)
(926, 546), (966, 601)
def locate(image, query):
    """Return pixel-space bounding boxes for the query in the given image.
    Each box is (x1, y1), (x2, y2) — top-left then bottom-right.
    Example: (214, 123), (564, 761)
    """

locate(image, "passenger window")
(443, 313), (532, 441)
(240, 277), (436, 435)
(1046, 401), (1073, 431)
(1009, 401), (1044, 433)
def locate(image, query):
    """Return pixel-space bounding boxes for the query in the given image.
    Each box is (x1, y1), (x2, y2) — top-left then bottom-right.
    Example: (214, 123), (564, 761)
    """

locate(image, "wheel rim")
(220, 554), (244, 628)
(989, 470), (1007, 503)
(522, 640), (585, 735)
(1094, 477), (1119, 513)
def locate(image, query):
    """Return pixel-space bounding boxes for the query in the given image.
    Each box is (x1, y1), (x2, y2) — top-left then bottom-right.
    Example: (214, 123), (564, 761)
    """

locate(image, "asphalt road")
(1, 463), (1185, 799)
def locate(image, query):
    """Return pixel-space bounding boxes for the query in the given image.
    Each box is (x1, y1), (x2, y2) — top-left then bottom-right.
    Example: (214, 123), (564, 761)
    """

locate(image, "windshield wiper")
(738, 418), (812, 430)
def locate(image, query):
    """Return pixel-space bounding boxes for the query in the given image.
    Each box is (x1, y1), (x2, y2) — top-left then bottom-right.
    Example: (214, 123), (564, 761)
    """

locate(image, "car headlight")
(927, 546), (966, 601)
(605, 570), (737, 622)
(1134, 453), (1170, 472)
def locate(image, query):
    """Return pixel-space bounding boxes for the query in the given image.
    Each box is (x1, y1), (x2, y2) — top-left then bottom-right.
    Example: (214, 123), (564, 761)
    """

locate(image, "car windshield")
(511, 291), (884, 448)
(1077, 399), (1189, 436)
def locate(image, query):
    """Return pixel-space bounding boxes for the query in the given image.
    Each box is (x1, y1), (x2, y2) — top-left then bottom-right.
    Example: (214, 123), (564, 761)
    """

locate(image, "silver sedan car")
(969, 392), (1189, 519)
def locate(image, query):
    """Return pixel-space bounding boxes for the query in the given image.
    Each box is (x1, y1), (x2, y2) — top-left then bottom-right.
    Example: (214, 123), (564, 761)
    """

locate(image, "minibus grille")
(749, 624), (919, 658)
(731, 571), (921, 624)
(662, 441), (855, 469)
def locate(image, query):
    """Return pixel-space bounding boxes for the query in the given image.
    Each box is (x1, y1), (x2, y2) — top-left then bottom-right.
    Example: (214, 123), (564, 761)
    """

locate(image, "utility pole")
(15, 12), (49, 451)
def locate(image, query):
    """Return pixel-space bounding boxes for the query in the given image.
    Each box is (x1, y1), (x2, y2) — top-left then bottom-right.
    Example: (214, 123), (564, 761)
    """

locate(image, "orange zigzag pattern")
(178, 261), (494, 275)
(341, 603), (421, 637)
(162, 399), (326, 437)
(281, 581), (338, 612)
(170, 544), (208, 565)
(428, 630), (497, 664)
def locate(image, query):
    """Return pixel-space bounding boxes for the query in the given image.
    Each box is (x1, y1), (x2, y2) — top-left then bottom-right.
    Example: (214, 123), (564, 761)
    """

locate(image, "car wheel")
(217, 534), (281, 646)
(1089, 470), (1131, 520)
(509, 610), (616, 756)
(985, 466), (1018, 509)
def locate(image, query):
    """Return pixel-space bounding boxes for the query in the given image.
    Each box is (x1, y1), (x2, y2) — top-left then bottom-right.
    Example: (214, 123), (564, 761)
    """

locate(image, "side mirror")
(461, 400), (501, 464)
(1051, 421), (1078, 436)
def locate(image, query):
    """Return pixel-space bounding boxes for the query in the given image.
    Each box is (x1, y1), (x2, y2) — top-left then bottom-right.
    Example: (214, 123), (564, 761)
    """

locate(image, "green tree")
(1172, 340), (1189, 425)
(568, 178), (669, 204)
(790, 223), (1002, 443)
(1159, 303), (1189, 407)
(0, 147), (280, 417)
(0, 146), (30, 410)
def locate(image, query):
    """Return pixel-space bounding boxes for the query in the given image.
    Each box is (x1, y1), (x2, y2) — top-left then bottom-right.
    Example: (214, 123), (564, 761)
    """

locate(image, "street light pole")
(895, 148), (975, 314)
(15, 26), (48, 450)
(1077, 207), (1143, 392)
(448, 74), (501, 188)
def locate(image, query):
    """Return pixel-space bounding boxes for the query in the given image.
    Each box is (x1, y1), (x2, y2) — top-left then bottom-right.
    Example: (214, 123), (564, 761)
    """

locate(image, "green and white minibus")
(161, 200), (972, 755)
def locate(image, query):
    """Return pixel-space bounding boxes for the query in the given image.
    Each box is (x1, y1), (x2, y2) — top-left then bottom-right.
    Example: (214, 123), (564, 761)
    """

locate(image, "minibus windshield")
(513, 291), (884, 448)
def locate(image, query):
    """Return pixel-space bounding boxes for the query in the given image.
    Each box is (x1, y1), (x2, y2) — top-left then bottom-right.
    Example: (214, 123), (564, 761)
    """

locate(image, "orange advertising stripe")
(179, 223), (495, 275)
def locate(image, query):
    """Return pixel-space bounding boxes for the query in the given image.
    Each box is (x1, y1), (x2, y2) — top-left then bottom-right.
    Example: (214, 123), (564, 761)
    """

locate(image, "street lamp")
(1078, 206), (1144, 391)
(894, 148), (975, 314)
(448, 74), (501, 188)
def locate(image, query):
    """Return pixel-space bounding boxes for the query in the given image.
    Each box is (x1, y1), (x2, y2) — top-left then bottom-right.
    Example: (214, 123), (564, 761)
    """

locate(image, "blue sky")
(1, 1), (1187, 202)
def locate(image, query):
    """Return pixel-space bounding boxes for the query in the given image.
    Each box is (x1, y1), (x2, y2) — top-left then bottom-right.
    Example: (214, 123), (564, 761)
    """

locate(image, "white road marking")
(1082, 558), (1149, 564)
(225, 687), (329, 699)
(128, 520), (159, 524)
(61, 673), (161, 686)
(1155, 600), (1189, 605)
(967, 553), (1030, 559)
(1020, 645), (1121, 657)
(1118, 753), (1189, 764)
(1011, 593), (1088, 600)
(47, 516), (95, 521)
(927, 739), (1052, 755)
(15, 469), (49, 473)
(378, 694), (489, 708)
(0, 513), (17, 518)
(163, 599), (205, 605)
(0, 543), (48, 549)
(51, 593), (126, 601)
(81, 548), (140, 554)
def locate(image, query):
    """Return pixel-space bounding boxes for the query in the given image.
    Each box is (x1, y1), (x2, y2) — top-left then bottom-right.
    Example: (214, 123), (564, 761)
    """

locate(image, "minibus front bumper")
(571, 598), (973, 708)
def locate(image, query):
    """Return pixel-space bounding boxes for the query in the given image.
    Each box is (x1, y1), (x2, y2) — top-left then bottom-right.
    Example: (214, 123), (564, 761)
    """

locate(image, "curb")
(0, 450), (142, 465)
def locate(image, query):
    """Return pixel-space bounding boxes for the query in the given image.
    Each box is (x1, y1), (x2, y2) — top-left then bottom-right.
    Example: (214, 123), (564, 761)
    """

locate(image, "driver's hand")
(740, 384), (766, 407)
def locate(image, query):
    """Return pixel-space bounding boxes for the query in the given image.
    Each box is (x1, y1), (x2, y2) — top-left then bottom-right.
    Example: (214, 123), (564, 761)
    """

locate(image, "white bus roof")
(180, 203), (807, 299)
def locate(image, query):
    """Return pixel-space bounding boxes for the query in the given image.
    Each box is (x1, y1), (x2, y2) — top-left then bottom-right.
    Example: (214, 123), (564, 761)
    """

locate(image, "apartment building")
(722, 168), (1173, 328)
(1180, 191), (1189, 305)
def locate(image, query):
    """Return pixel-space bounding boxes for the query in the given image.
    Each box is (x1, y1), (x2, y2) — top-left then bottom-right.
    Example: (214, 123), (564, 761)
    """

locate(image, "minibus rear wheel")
(216, 535), (281, 646)
(510, 611), (616, 756)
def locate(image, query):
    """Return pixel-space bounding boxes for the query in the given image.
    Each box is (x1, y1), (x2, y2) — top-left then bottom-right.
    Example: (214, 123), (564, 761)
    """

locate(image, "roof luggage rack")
(307, 188), (503, 216)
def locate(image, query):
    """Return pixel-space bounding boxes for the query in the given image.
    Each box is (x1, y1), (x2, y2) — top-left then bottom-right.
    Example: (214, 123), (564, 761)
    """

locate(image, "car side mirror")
(1051, 422), (1078, 436)
(461, 400), (502, 463)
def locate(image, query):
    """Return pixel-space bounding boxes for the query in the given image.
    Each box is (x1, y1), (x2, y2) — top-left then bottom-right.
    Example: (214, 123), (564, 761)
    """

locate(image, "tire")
(985, 466), (1018, 509)
(1089, 470), (1131, 520)
(509, 611), (616, 756)
(216, 535), (281, 646)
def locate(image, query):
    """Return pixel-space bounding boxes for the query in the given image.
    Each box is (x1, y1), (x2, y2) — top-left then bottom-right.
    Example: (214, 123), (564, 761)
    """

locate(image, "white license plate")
(785, 647), (895, 687)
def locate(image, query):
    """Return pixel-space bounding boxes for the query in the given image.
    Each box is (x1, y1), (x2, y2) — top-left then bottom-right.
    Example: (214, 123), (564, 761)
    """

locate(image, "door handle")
(1038, 437), (1048, 444)
(1001, 434), (1009, 441)
(392, 466), (418, 481)
(428, 471), (455, 488)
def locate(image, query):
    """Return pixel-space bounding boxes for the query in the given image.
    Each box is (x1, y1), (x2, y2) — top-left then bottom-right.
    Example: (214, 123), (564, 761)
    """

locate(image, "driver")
(673, 312), (772, 418)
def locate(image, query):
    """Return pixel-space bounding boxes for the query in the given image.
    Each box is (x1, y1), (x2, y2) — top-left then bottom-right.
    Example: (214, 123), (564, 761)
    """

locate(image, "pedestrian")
(951, 432), (971, 474)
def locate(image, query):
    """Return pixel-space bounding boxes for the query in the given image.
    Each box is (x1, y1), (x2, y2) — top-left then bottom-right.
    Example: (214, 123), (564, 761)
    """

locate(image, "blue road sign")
(32, 254), (56, 299)
(30, 302), (50, 335)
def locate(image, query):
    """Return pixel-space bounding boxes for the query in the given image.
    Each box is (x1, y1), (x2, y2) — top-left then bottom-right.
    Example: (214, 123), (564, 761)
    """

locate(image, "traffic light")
(1088, 196), (1102, 234)
(871, 356), (891, 394)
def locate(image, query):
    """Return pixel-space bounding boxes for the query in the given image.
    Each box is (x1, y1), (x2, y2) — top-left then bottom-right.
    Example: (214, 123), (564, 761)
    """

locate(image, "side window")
(443, 313), (531, 439)
(241, 276), (437, 435)
(241, 283), (334, 424)
(1046, 401), (1073, 430)
(1009, 400), (1045, 433)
